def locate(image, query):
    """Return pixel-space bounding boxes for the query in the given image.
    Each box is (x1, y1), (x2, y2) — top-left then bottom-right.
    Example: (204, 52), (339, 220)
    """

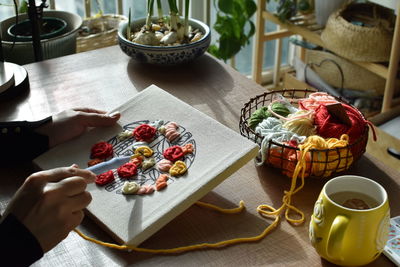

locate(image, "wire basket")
(77, 14), (127, 53)
(239, 89), (369, 178)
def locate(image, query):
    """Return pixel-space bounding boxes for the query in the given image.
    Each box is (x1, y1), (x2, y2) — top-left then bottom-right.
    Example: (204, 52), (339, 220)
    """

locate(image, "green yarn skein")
(248, 102), (291, 130)
(271, 102), (291, 118)
(248, 106), (271, 130)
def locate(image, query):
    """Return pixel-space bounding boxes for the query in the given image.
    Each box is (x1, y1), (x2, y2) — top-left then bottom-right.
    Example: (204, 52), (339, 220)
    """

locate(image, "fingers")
(45, 176), (88, 197)
(73, 108), (106, 115)
(67, 191), (92, 212)
(70, 210), (85, 229)
(77, 110), (121, 128)
(27, 166), (96, 187)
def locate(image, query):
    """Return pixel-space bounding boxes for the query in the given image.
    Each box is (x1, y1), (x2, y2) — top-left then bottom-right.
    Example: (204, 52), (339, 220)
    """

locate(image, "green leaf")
(218, 0), (234, 14)
(219, 36), (241, 60)
(232, 23), (242, 40)
(246, 20), (256, 42)
(214, 15), (234, 36)
(244, 0), (257, 17)
(208, 44), (221, 59)
(19, 0), (28, 13)
(211, 0), (257, 60)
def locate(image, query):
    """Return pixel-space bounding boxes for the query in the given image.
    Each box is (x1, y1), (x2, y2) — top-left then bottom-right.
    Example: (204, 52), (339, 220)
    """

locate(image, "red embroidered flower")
(133, 124), (157, 142)
(95, 170), (115, 185)
(163, 145), (184, 162)
(117, 162), (138, 178)
(91, 142), (113, 159)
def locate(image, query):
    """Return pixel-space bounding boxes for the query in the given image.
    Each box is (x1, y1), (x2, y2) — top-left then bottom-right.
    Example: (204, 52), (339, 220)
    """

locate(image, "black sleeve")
(0, 213), (44, 267)
(0, 116), (52, 164)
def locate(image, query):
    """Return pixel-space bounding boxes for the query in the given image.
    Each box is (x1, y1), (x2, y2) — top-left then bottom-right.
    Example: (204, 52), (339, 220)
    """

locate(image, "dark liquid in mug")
(329, 191), (380, 210)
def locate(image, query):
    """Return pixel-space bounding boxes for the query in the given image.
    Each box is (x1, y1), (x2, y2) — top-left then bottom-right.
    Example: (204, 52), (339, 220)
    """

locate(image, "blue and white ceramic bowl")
(118, 17), (211, 65)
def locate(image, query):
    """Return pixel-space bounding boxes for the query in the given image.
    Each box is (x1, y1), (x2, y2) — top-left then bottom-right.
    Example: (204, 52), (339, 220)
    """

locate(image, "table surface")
(0, 46), (399, 267)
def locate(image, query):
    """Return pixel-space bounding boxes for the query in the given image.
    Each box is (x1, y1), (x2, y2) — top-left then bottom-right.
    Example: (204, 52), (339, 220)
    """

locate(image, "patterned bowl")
(118, 17), (211, 65)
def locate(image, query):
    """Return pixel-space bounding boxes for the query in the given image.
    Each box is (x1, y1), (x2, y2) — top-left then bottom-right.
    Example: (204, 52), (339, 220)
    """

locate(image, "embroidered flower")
(157, 159), (173, 172)
(91, 142), (113, 159)
(133, 124), (157, 142)
(155, 174), (169, 191)
(95, 170), (115, 185)
(169, 160), (187, 176)
(163, 145), (184, 162)
(134, 146), (154, 157)
(117, 162), (138, 178)
(182, 143), (194, 154)
(122, 181), (140, 194)
(142, 158), (156, 171)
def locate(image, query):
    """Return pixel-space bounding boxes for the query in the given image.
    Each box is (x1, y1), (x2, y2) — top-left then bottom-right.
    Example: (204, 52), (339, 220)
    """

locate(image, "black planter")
(7, 17), (67, 42)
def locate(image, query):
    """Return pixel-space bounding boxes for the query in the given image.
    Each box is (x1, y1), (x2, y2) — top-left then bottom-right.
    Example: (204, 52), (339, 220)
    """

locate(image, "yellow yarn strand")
(195, 200), (246, 214)
(260, 134), (352, 225)
(73, 200), (280, 253)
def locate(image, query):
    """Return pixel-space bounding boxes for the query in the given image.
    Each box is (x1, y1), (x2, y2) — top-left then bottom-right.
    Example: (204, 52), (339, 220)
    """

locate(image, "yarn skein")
(314, 103), (367, 143)
(298, 92), (338, 111)
(255, 117), (306, 166)
(248, 106), (270, 130)
(248, 102), (291, 130)
(282, 110), (316, 137)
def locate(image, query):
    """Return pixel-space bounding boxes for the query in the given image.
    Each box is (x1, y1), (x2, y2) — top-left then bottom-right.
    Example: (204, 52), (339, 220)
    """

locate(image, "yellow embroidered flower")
(169, 160), (187, 176)
(135, 146), (153, 157)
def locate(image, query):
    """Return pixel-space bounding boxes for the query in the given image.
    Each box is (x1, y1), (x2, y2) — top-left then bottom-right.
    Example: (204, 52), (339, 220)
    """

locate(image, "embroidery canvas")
(34, 85), (258, 246)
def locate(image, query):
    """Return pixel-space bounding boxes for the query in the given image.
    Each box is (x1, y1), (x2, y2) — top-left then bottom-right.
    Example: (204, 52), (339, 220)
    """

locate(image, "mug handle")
(327, 215), (349, 261)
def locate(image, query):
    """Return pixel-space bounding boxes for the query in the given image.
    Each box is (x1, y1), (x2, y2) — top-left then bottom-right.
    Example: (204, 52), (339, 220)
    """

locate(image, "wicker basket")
(77, 14), (127, 53)
(321, 2), (395, 62)
(305, 49), (386, 95)
(239, 89), (369, 178)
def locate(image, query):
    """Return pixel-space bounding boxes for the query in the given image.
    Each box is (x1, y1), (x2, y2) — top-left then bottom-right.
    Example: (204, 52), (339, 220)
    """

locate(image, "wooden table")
(0, 46), (398, 266)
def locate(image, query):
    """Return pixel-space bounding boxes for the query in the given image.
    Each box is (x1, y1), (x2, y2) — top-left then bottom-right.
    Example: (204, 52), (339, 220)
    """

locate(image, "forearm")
(0, 213), (44, 266)
(0, 116), (52, 163)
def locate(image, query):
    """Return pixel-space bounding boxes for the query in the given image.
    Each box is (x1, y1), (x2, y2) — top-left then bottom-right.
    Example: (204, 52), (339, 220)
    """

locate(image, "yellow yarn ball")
(299, 134), (353, 177)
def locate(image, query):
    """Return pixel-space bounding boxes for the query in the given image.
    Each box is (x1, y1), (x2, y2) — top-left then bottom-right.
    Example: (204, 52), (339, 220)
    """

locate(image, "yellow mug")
(309, 175), (390, 266)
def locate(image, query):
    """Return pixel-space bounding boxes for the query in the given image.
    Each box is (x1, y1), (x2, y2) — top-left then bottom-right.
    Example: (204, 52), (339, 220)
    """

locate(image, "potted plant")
(208, 0), (257, 62)
(267, 0), (314, 23)
(118, 0), (211, 65)
(1, 0), (82, 65)
(7, 16), (67, 42)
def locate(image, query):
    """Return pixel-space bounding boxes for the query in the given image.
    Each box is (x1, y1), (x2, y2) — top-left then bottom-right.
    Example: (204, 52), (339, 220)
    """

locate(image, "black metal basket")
(239, 89), (369, 178)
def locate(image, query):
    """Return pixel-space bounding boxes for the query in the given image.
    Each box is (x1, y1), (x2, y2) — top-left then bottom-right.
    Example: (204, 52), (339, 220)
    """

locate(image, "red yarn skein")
(314, 103), (366, 144)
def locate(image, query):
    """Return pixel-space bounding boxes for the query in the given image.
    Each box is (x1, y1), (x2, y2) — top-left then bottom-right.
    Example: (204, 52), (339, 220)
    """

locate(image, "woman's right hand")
(2, 165), (95, 252)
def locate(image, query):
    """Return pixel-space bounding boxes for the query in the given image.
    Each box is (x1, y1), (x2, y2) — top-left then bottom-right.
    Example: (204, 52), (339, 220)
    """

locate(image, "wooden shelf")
(252, 0), (400, 116)
(262, 10), (390, 79)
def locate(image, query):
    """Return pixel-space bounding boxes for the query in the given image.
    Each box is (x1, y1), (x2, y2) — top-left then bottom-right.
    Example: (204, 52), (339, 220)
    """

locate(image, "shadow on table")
(80, 191), (307, 266)
(125, 54), (239, 128)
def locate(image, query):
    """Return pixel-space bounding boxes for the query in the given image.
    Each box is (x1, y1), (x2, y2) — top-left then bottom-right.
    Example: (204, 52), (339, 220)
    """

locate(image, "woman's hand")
(2, 165), (96, 252)
(36, 108), (121, 148)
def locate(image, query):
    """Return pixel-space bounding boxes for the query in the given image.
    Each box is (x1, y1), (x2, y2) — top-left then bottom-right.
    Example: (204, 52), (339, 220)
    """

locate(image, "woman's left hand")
(35, 108), (121, 148)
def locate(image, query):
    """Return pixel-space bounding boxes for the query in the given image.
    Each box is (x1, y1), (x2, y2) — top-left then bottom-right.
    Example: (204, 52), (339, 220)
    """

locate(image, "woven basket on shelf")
(239, 89), (369, 178)
(321, 2), (395, 62)
(305, 49), (386, 95)
(77, 14), (127, 53)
